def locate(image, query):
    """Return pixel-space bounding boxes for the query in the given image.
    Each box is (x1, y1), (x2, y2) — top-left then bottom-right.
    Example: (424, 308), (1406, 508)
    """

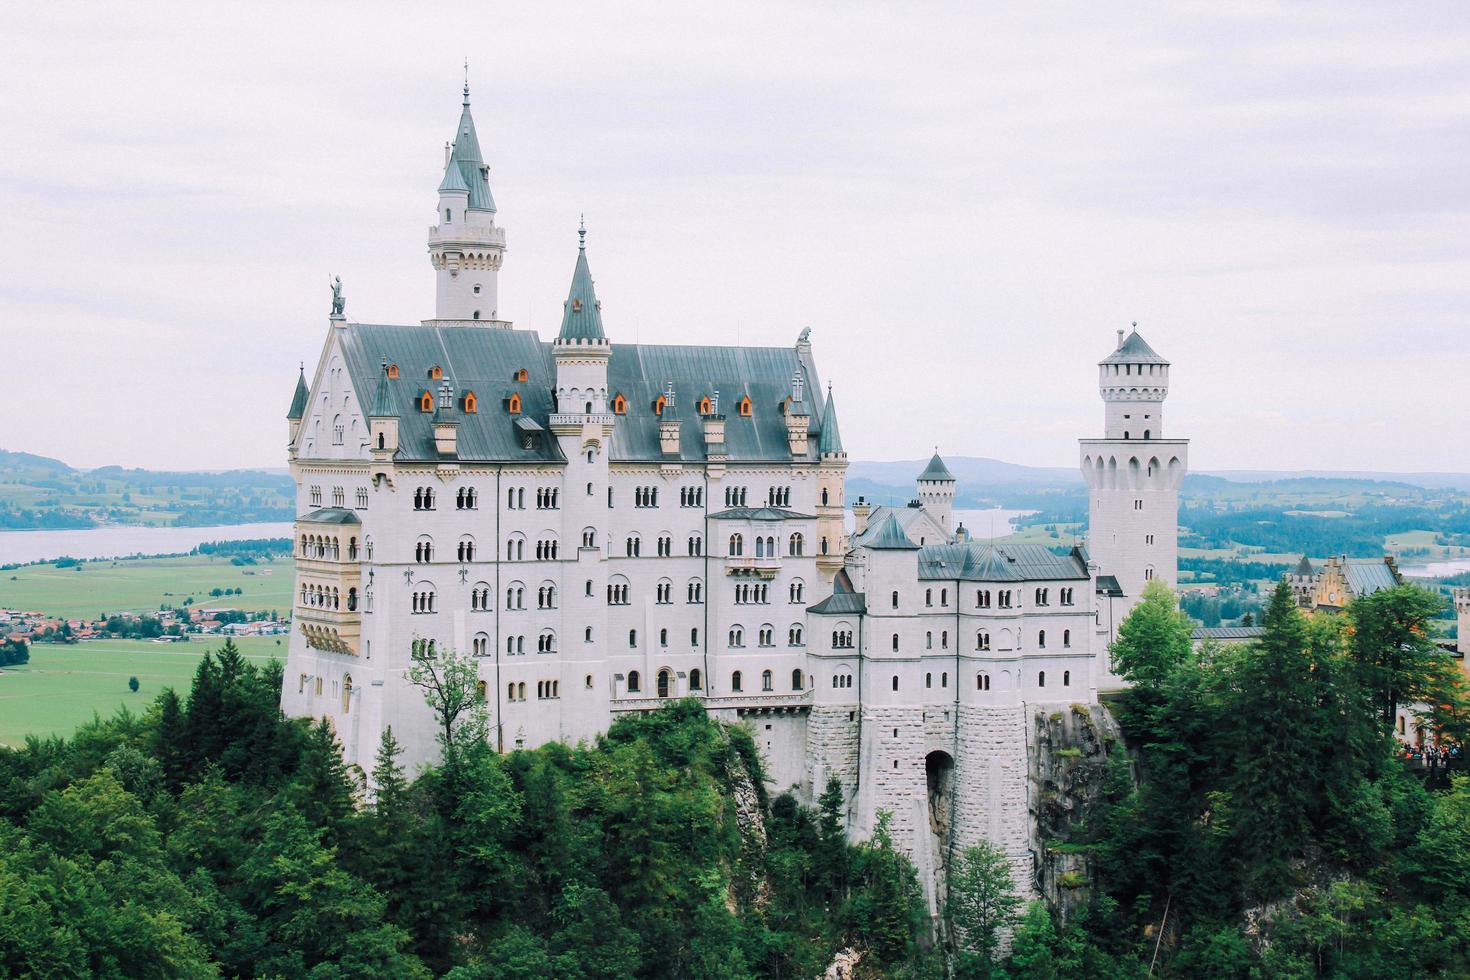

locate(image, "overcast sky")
(2, 3), (1467, 474)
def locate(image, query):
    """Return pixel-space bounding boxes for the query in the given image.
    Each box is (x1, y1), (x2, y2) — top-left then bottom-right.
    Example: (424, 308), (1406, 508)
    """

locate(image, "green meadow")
(0, 637), (283, 746)
(0, 555), (293, 620)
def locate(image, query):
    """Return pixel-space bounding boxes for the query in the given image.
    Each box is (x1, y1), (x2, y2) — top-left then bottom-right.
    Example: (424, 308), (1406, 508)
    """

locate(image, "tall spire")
(438, 81), (495, 212)
(370, 360), (399, 418)
(558, 222), (606, 342)
(287, 363), (309, 420)
(818, 385), (844, 454)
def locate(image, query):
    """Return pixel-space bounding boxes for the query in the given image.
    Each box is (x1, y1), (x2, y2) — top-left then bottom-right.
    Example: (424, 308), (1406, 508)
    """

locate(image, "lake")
(0, 523), (296, 566)
(1401, 558), (1470, 579)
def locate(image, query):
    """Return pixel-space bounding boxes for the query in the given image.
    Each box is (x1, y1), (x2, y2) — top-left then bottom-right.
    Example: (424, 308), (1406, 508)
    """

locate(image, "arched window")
(761, 669), (773, 691)
(627, 670), (641, 693)
(1038, 671), (1046, 687)
(1063, 670), (1071, 686)
(419, 390), (433, 413)
(690, 667), (703, 690)
(654, 394), (666, 415)
(978, 672), (991, 691)
(699, 396), (712, 415)
(821, 487), (829, 506)
(1063, 629), (1071, 648)
(738, 395), (752, 417)
(612, 393), (627, 414)
(891, 675), (898, 691)
(386, 363), (399, 379)
(1038, 630), (1047, 649)
(463, 391), (477, 413)
(342, 674), (352, 714)
(788, 532), (804, 556)
(657, 669), (672, 698)
(891, 591), (899, 609)
(729, 533), (744, 556)
(731, 670), (743, 692)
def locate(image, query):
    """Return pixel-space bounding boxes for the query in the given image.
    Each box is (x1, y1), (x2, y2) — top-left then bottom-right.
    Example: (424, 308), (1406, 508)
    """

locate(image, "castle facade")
(280, 87), (1188, 907)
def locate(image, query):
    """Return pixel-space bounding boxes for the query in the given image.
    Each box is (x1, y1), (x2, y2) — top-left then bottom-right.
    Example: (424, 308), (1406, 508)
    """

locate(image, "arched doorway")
(657, 669), (672, 698)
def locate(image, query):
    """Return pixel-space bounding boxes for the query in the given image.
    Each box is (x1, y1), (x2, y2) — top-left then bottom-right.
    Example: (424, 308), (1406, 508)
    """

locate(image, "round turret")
(1099, 325), (1169, 440)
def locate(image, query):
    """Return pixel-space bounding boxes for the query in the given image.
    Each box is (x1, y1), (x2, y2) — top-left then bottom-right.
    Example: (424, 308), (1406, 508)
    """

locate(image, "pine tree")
(946, 840), (1022, 970)
(1225, 582), (1317, 898)
(1347, 584), (1452, 730)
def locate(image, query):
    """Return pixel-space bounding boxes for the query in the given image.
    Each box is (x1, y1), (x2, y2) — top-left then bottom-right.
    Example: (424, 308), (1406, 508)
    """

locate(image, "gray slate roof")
(439, 91), (496, 212)
(558, 239), (606, 341)
(1101, 329), (1168, 365)
(1192, 626), (1267, 641)
(287, 368), (309, 420)
(808, 570), (866, 615)
(332, 323), (829, 464)
(369, 362), (398, 418)
(1345, 560), (1401, 597)
(299, 507), (361, 525)
(1096, 575), (1124, 597)
(862, 512), (921, 550)
(1294, 555), (1316, 577)
(817, 389), (843, 454)
(918, 452), (955, 482)
(917, 542), (1089, 582)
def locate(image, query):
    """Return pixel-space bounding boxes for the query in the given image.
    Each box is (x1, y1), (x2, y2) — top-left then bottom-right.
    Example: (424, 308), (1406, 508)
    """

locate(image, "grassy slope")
(0, 556), (294, 619)
(0, 637), (284, 746)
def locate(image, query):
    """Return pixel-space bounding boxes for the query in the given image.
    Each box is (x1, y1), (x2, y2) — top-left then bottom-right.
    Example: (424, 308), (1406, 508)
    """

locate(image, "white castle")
(281, 86), (1188, 908)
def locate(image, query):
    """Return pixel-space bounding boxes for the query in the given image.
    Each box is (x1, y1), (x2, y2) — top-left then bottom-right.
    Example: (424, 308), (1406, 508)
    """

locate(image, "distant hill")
(0, 449), (293, 530)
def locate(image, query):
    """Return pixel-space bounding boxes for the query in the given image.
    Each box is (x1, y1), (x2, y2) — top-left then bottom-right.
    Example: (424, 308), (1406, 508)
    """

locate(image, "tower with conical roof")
(287, 363), (309, 452)
(1080, 326), (1189, 618)
(427, 80), (507, 322)
(916, 450), (956, 539)
(816, 384), (849, 583)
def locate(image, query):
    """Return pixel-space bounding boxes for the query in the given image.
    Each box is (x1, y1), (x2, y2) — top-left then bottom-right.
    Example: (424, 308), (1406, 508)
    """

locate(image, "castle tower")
(916, 451), (955, 539)
(816, 385), (848, 582)
(1079, 326), (1188, 604)
(427, 82), (507, 322)
(550, 224), (616, 742)
(286, 364), (308, 453)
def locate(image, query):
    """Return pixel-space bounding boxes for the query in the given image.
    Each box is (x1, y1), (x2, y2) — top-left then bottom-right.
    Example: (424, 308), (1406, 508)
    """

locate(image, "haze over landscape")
(3, 3), (1468, 474)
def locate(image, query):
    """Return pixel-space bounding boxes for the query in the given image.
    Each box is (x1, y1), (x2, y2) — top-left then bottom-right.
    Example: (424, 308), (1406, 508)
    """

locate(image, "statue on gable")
(330, 275), (346, 317)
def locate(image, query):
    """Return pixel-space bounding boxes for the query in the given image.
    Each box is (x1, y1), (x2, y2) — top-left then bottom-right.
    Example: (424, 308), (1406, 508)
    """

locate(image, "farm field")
(0, 555), (293, 620)
(0, 637), (284, 746)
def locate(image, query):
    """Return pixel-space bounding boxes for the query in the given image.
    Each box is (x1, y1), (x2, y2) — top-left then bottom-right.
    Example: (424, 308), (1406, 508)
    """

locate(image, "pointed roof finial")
(578, 214), (586, 251)
(463, 59), (470, 105)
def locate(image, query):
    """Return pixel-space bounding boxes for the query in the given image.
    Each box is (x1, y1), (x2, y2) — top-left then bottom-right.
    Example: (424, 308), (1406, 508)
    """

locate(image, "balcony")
(610, 690), (812, 715)
(725, 556), (782, 579)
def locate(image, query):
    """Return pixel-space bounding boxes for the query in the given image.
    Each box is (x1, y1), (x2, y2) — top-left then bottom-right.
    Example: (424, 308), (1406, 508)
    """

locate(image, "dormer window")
(515, 368), (529, 382)
(463, 391), (478, 414)
(699, 396), (712, 416)
(429, 365), (443, 381)
(572, 298), (583, 312)
(508, 392), (522, 414)
(386, 363), (399, 380)
(654, 395), (666, 416)
(738, 396), (752, 417)
(612, 393), (627, 415)
(419, 391), (433, 413)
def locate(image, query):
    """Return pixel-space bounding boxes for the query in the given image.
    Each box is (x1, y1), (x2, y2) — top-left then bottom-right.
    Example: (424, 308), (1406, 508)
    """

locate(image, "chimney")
(1116, 328), (1125, 349)
(852, 496), (872, 536)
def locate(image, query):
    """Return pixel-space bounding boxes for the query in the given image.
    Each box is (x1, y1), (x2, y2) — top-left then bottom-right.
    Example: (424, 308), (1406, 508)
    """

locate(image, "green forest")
(2, 581), (1469, 977)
